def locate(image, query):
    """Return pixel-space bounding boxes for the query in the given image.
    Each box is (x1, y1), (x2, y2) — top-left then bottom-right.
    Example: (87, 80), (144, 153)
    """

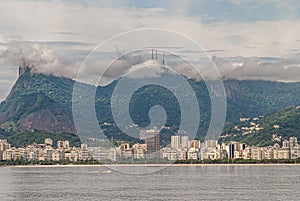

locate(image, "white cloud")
(222, 56), (300, 82)
(0, 1), (299, 58)
(0, 1), (300, 100)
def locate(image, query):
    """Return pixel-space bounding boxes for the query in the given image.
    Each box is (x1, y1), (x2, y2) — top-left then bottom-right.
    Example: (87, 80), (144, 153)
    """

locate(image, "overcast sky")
(1, 0), (300, 100)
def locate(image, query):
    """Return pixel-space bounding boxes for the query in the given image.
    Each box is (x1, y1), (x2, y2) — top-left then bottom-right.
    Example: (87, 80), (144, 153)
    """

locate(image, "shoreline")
(5, 163), (300, 168)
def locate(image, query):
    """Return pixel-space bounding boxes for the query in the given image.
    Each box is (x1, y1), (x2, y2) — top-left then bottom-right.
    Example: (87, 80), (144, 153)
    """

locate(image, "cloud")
(50, 32), (76, 35)
(221, 56), (300, 82)
(1, 40), (81, 78)
(0, 0), (299, 99)
(1, 1), (300, 58)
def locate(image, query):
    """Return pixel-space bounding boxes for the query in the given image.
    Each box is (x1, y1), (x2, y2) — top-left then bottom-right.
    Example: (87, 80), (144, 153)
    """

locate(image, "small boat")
(101, 170), (112, 174)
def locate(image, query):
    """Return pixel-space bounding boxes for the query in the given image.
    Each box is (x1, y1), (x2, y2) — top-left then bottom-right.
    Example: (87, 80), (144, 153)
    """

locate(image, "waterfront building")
(228, 142), (246, 158)
(81, 144), (88, 150)
(190, 140), (200, 149)
(171, 136), (181, 149)
(44, 146), (53, 161)
(277, 148), (290, 159)
(181, 136), (189, 149)
(29, 149), (39, 161)
(132, 143), (147, 159)
(38, 149), (45, 161)
(242, 147), (251, 159)
(64, 141), (70, 149)
(3, 149), (13, 160)
(1, 135), (300, 163)
(108, 148), (117, 161)
(0, 139), (11, 152)
(65, 150), (79, 161)
(251, 147), (265, 160)
(290, 146), (300, 159)
(205, 140), (218, 149)
(57, 140), (70, 149)
(19, 148), (29, 160)
(92, 147), (110, 161)
(264, 146), (274, 159)
(119, 143), (132, 158)
(45, 138), (53, 146)
(57, 141), (64, 149)
(161, 147), (179, 160)
(289, 137), (298, 148)
(282, 140), (289, 148)
(52, 149), (65, 161)
(187, 147), (199, 160)
(79, 144), (89, 161)
(140, 128), (160, 159)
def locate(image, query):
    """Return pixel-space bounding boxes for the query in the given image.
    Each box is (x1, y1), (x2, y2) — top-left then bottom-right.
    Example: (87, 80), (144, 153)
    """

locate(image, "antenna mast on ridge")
(151, 49), (154, 60)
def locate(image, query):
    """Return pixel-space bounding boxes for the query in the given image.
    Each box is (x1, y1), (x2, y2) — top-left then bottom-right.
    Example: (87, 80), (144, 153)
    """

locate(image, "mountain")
(221, 106), (300, 146)
(0, 72), (76, 134)
(0, 69), (300, 146)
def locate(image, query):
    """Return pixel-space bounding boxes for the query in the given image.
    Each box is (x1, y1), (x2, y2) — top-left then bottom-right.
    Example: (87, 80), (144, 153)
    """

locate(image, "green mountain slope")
(222, 106), (300, 146)
(0, 69), (299, 146)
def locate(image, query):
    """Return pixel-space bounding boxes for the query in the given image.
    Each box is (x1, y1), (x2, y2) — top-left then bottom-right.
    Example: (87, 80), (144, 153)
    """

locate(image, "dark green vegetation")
(0, 159), (102, 166)
(0, 70), (299, 147)
(174, 158), (300, 164)
(222, 106), (300, 147)
(2, 158), (300, 166)
(0, 128), (81, 148)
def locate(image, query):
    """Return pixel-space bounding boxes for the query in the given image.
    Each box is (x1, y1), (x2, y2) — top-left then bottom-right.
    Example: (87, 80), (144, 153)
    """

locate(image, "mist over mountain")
(1, 41), (300, 91)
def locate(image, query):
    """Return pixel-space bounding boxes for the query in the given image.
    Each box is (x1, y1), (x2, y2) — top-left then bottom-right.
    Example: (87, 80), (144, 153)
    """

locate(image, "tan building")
(242, 148), (251, 159)
(290, 146), (300, 159)
(282, 140), (289, 148)
(39, 149), (45, 161)
(29, 149), (39, 161)
(52, 149), (65, 161)
(264, 147), (274, 159)
(19, 148), (29, 160)
(119, 143), (132, 158)
(178, 148), (188, 160)
(234, 150), (242, 159)
(43, 146), (53, 161)
(187, 147), (199, 160)
(3, 148), (20, 161)
(289, 137), (298, 148)
(171, 136), (181, 149)
(190, 140), (200, 149)
(3, 149), (14, 160)
(251, 147), (265, 160)
(277, 148), (290, 159)
(181, 136), (189, 149)
(161, 147), (179, 161)
(65, 150), (79, 161)
(132, 143), (147, 159)
(79, 150), (89, 161)
(205, 140), (218, 149)
(57, 140), (70, 149)
(0, 139), (11, 152)
(45, 138), (53, 146)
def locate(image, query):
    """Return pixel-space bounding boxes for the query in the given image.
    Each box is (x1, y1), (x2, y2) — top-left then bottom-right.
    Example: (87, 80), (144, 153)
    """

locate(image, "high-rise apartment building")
(171, 136), (181, 149)
(140, 128), (160, 159)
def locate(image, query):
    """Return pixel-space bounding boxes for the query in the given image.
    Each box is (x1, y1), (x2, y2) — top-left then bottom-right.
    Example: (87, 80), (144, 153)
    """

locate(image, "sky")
(0, 0), (300, 100)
